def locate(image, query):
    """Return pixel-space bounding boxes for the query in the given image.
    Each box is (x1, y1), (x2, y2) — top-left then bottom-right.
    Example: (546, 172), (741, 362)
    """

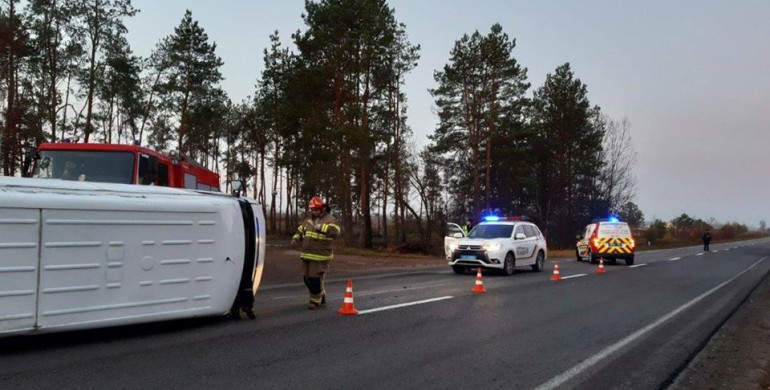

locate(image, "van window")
(597, 223), (631, 238)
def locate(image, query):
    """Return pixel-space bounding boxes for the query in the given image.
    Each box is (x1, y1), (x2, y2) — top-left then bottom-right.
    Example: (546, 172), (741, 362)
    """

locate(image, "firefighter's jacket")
(292, 211), (341, 261)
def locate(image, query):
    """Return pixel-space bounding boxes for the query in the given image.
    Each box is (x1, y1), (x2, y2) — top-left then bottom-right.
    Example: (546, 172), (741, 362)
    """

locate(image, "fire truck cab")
(30, 142), (220, 191)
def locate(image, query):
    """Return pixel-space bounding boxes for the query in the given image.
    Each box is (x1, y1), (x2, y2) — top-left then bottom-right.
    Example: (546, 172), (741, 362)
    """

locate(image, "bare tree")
(598, 115), (637, 212)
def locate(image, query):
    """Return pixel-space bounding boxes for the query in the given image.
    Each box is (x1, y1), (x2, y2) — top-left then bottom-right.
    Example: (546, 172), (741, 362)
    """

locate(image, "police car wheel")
(502, 252), (515, 276)
(575, 249), (582, 262)
(452, 265), (467, 274)
(532, 251), (545, 272)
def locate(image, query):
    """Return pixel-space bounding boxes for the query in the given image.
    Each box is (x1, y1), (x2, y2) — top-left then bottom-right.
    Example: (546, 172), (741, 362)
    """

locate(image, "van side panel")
(0, 209), (40, 334)
(36, 205), (245, 331)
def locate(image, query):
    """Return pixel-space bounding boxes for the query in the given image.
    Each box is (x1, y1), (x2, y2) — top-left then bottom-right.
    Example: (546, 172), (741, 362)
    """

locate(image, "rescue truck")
(575, 217), (636, 265)
(0, 176), (265, 337)
(28, 141), (220, 191)
(445, 216), (548, 275)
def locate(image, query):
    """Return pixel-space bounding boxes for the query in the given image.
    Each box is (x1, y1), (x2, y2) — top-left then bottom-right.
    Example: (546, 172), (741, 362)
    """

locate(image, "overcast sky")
(125, 0), (769, 227)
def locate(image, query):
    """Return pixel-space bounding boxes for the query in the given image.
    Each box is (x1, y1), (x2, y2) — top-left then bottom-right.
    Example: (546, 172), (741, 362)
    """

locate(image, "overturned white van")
(0, 177), (265, 337)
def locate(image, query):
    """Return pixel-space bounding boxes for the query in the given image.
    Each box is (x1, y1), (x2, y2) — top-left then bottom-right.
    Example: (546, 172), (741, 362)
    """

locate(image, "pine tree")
(153, 9), (224, 156)
(70, 0), (137, 143)
(530, 63), (604, 246)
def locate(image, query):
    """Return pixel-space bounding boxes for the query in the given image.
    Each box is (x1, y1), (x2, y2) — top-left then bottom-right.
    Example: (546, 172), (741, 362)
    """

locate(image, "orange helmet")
(308, 196), (325, 209)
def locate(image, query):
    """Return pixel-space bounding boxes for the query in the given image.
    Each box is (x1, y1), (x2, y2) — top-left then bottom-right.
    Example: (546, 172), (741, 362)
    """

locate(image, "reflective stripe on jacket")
(292, 212), (340, 261)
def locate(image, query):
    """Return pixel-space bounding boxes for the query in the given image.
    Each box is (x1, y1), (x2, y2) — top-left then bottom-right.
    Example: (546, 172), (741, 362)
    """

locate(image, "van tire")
(625, 256), (635, 266)
(575, 249), (582, 261)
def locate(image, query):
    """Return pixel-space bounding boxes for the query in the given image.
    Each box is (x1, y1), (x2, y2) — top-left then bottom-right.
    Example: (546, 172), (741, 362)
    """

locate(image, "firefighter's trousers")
(302, 259), (330, 304)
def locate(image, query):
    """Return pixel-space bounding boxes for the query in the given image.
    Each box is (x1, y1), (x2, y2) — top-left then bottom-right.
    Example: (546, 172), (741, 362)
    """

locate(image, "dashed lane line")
(358, 296), (454, 315)
(561, 274), (587, 280)
(669, 257), (682, 261)
(630, 264), (647, 268)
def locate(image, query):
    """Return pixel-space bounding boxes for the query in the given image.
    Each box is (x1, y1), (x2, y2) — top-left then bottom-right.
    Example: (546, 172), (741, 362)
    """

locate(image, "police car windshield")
(468, 224), (513, 239)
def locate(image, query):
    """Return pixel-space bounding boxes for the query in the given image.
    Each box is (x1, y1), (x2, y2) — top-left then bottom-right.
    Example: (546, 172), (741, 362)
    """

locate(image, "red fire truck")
(29, 142), (220, 191)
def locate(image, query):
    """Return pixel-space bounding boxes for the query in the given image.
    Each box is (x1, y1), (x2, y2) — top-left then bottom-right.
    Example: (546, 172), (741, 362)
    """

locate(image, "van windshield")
(34, 150), (135, 184)
(597, 223), (631, 237)
(468, 224), (513, 239)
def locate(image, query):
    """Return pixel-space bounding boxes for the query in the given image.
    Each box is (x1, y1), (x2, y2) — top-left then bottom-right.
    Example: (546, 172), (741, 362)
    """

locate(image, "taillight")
(628, 238), (635, 249)
(591, 238), (600, 249)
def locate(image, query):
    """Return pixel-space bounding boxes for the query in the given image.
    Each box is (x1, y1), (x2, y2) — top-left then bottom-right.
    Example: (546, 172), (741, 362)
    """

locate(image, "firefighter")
(291, 196), (341, 309)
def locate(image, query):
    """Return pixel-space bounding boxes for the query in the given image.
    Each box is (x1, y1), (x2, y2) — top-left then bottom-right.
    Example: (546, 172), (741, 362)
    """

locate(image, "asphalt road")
(1, 239), (768, 389)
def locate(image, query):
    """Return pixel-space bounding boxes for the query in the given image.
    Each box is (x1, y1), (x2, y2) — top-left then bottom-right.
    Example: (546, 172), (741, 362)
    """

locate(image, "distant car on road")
(445, 217), (547, 275)
(576, 218), (636, 265)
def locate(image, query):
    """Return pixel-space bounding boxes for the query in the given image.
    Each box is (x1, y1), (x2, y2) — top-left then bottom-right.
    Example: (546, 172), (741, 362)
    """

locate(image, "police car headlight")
(449, 242), (458, 251)
(483, 242), (501, 251)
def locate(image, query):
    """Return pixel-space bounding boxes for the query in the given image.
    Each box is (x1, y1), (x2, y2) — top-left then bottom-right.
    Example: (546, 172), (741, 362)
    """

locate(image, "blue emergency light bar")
(608, 216), (620, 223)
(483, 215), (501, 221)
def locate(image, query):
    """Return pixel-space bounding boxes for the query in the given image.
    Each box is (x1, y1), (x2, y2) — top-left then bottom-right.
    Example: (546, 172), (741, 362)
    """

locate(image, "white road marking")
(713, 250), (720, 253)
(561, 274), (587, 280)
(358, 296), (453, 315)
(629, 264), (647, 268)
(668, 257), (681, 261)
(696, 253), (704, 256)
(533, 256), (767, 390)
(356, 282), (453, 297)
(271, 281), (453, 300)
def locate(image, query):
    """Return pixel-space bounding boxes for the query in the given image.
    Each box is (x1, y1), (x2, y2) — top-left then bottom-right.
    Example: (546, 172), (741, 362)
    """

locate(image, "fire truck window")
(184, 172), (197, 189)
(33, 150), (134, 184)
(157, 164), (169, 186)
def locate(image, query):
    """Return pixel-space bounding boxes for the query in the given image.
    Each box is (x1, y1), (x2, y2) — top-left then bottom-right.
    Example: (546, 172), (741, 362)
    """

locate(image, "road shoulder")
(668, 270), (770, 389)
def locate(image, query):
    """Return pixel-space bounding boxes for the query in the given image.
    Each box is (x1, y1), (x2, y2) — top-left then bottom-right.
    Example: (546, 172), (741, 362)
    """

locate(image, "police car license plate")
(460, 254), (477, 260)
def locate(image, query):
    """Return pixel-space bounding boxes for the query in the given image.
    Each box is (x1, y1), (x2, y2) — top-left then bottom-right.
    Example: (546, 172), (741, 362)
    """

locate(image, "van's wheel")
(502, 252), (515, 276)
(452, 265), (467, 274)
(625, 256), (635, 266)
(590, 253), (598, 264)
(532, 251), (545, 272)
(575, 249), (582, 262)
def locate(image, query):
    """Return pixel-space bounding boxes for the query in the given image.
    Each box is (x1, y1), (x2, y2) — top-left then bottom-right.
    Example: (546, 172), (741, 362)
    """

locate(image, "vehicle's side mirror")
(515, 233), (526, 240)
(452, 232), (463, 238)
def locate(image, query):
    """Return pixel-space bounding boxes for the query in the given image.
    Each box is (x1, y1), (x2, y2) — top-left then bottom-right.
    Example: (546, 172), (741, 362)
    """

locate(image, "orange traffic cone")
(338, 279), (359, 315)
(551, 262), (561, 281)
(597, 258), (606, 274)
(470, 268), (487, 293)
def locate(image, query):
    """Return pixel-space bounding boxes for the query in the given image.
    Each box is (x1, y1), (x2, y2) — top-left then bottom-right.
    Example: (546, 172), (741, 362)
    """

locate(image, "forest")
(0, 0), (639, 248)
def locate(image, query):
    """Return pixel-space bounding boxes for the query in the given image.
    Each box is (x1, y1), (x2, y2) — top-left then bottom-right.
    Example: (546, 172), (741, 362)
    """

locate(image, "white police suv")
(445, 217), (548, 275)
